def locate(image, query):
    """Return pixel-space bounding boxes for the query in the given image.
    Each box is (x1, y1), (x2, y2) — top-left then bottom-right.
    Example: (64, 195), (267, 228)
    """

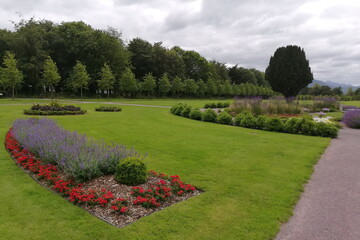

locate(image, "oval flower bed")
(5, 120), (200, 227)
(24, 102), (86, 115)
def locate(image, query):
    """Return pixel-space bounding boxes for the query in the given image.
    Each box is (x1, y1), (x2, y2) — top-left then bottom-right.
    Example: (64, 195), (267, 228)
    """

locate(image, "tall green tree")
(127, 38), (153, 79)
(0, 51), (23, 100)
(43, 56), (61, 98)
(183, 79), (198, 97)
(119, 67), (138, 97)
(171, 76), (184, 97)
(158, 73), (172, 96)
(141, 73), (157, 97)
(69, 61), (90, 100)
(97, 63), (115, 98)
(265, 45), (313, 98)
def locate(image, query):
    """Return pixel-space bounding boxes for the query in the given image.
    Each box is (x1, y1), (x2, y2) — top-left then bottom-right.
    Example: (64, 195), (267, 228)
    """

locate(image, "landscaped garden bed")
(5, 118), (199, 228)
(95, 105), (122, 112)
(24, 101), (86, 115)
(171, 97), (341, 138)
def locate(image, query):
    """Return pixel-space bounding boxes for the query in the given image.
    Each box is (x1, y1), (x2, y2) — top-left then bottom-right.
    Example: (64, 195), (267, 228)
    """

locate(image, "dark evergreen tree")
(265, 45), (313, 98)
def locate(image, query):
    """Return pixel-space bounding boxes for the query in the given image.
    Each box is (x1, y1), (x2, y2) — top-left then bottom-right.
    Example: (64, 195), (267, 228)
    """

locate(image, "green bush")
(114, 157), (147, 186)
(314, 122), (339, 138)
(181, 106), (192, 118)
(172, 104), (187, 116)
(265, 117), (284, 132)
(24, 109), (86, 115)
(284, 118), (300, 134)
(95, 105), (122, 112)
(256, 115), (267, 130)
(216, 111), (233, 125)
(201, 109), (217, 122)
(216, 102), (224, 108)
(234, 111), (255, 127)
(189, 109), (202, 120)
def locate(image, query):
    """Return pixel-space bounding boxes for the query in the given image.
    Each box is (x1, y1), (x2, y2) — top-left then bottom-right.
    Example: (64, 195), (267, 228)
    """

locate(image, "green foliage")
(256, 115), (267, 129)
(264, 117), (284, 132)
(24, 109), (86, 115)
(141, 73), (157, 96)
(265, 45), (313, 98)
(314, 122), (339, 138)
(234, 111), (253, 127)
(183, 79), (199, 97)
(201, 109), (217, 122)
(119, 67), (138, 97)
(170, 103), (187, 116)
(180, 105), (192, 118)
(171, 76), (184, 97)
(68, 61), (90, 100)
(158, 73), (172, 96)
(189, 108), (202, 120)
(97, 63), (115, 98)
(95, 105), (122, 112)
(43, 56), (61, 94)
(114, 157), (147, 186)
(0, 51), (23, 100)
(216, 111), (233, 125)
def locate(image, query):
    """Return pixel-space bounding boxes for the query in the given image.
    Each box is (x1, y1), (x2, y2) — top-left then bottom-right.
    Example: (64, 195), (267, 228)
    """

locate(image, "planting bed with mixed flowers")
(4, 123), (199, 228)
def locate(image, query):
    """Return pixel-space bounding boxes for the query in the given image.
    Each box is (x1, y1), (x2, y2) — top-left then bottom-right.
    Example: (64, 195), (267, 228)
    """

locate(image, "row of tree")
(299, 84), (360, 96)
(0, 18), (270, 99)
(0, 51), (274, 99)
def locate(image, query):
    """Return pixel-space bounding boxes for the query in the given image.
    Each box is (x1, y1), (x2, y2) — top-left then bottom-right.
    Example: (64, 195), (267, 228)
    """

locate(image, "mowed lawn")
(0, 99), (330, 240)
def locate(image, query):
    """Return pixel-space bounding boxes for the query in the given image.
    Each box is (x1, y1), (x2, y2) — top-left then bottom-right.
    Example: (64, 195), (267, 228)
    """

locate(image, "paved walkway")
(276, 127), (360, 240)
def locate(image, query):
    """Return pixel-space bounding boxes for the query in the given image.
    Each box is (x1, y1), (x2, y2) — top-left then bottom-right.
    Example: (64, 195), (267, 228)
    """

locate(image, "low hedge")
(170, 103), (340, 138)
(24, 109), (87, 115)
(95, 105), (122, 112)
(204, 102), (230, 109)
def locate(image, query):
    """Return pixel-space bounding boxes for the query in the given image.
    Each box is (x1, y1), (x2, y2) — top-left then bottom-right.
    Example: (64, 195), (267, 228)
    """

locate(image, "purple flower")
(343, 109), (360, 128)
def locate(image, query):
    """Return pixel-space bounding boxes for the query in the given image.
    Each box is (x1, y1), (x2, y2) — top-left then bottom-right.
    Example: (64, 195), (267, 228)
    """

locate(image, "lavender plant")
(342, 110), (360, 129)
(12, 118), (142, 182)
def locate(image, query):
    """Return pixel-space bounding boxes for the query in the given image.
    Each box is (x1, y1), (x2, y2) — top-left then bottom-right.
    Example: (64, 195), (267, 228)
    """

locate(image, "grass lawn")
(0, 99), (331, 240)
(0, 98), (233, 109)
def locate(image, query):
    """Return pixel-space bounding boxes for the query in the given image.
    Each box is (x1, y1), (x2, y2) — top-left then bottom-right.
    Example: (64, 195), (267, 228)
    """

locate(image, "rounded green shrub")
(189, 109), (202, 120)
(314, 122), (339, 138)
(173, 104), (186, 116)
(265, 117), (284, 132)
(201, 109), (217, 122)
(216, 102), (224, 108)
(216, 111), (233, 125)
(114, 157), (147, 186)
(234, 110), (251, 126)
(256, 115), (267, 130)
(181, 106), (192, 118)
(284, 118), (300, 134)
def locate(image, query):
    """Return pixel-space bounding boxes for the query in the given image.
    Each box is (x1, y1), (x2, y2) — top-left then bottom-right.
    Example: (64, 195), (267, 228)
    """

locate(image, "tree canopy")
(265, 45), (313, 98)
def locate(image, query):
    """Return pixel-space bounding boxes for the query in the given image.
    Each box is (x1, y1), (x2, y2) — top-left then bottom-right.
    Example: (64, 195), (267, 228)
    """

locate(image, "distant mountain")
(309, 80), (359, 92)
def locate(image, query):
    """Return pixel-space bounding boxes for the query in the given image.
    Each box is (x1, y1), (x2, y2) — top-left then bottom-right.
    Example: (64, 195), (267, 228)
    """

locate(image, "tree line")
(0, 18), (273, 99)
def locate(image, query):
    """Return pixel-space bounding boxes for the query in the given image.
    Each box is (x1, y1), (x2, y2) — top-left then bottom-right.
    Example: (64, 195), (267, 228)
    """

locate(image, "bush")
(234, 111), (255, 128)
(95, 105), (122, 112)
(314, 122), (339, 138)
(181, 106), (192, 118)
(216, 112), (233, 125)
(284, 118), (300, 134)
(114, 157), (147, 186)
(264, 117), (284, 132)
(201, 109), (217, 122)
(24, 109), (86, 115)
(189, 109), (202, 120)
(256, 115), (267, 130)
(172, 104), (187, 116)
(343, 110), (360, 128)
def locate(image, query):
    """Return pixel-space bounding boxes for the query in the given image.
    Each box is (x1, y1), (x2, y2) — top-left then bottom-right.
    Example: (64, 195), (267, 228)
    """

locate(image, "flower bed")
(95, 105), (122, 112)
(24, 102), (86, 115)
(5, 130), (200, 227)
(171, 104), (340, 138)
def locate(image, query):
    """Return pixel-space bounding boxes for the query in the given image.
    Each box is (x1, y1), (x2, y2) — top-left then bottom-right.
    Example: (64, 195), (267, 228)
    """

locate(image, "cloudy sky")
(1, 0), (360, 85)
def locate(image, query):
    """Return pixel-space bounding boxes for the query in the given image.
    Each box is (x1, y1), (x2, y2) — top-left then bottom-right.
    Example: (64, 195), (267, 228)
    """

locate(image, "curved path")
(276, 126), (360, 240)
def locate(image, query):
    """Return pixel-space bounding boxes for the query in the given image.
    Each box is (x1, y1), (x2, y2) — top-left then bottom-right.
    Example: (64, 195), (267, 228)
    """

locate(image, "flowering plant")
(110, 198), (128, 214)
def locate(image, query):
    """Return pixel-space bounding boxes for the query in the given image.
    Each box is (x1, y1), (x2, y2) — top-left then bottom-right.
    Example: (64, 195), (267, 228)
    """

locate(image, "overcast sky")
(1, 0), (359, 85)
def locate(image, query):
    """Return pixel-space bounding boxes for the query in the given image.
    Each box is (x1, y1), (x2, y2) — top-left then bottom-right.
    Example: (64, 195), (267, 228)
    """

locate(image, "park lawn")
(341, 101), (360, 107)
(0, 100), (330, 240)
(0, 98), (233, 109)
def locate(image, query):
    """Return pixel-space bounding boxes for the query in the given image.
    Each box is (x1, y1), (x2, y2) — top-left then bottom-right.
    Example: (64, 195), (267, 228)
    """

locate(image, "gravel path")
(276, 126), (360, 240)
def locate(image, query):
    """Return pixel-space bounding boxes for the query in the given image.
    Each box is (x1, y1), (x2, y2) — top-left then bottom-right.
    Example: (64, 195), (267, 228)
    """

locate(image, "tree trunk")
(12, 87), (15, 101)
(107, 89), (110, 99)
(80, 87), (83, 101)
